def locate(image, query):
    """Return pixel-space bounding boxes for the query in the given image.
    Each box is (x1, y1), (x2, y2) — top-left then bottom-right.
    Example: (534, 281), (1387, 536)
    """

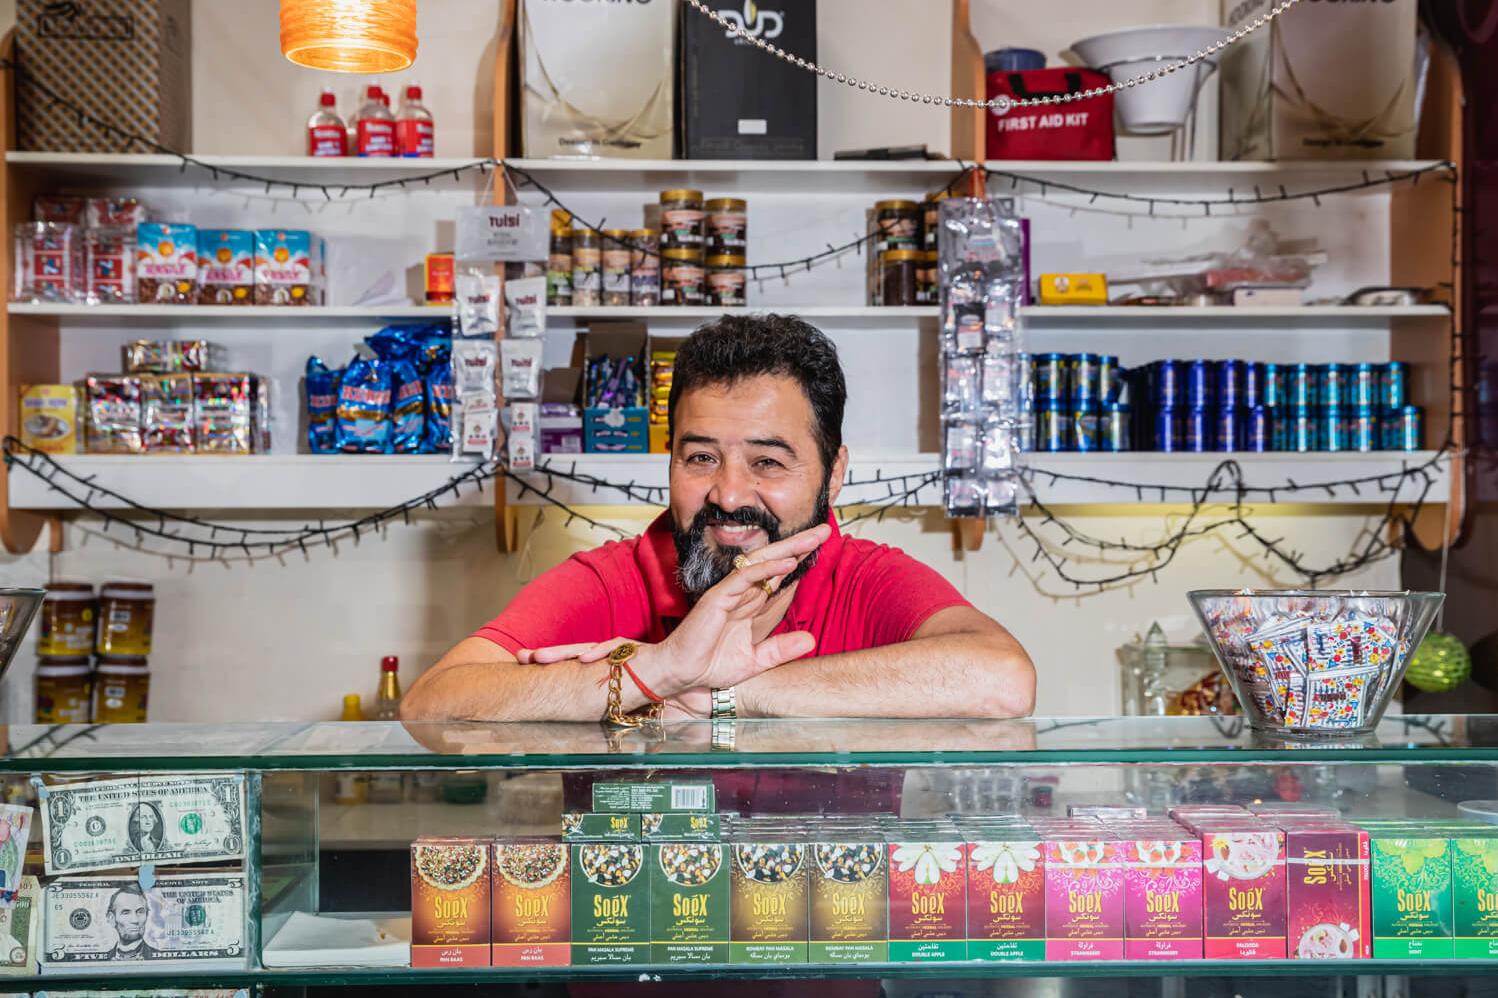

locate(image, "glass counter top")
(2, 714), (1496, 771)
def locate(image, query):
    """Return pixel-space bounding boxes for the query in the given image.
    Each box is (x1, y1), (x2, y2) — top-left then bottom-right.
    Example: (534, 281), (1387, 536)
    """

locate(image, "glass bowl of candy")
(1188, 590), (1444, 738)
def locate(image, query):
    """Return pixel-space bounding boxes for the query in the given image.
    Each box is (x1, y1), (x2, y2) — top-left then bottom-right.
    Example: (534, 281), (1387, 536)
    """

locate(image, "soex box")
(1454, 833), (1498, 958)
(563, 813), (640, 842)
(1284, 827), (1370, 960)
(1044, 839), (1124, 961)
(1124, 837), (1204, 960)
(1370, 834), (1454, 959)
(491, 841), (570, 967)
(650, 843), (730, 964)
(570, 843), (649, 965)
(644, 813), (722, 842)
(966, 837), (1045, 962)
(411, 838), (491, 968)
(1201, 829), (1287, 959)
(889, 840), (968, 962)
(593, 781), (715, 813)
(731, 841), (810, 964)
(810, 841), (889, 964)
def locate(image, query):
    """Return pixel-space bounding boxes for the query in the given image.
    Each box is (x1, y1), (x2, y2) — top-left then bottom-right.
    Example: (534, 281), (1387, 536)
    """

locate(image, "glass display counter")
(5, 714), (1498, 994)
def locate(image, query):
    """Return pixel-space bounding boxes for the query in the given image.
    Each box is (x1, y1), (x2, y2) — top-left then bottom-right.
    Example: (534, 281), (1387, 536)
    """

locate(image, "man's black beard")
(672, 481), (831, 601)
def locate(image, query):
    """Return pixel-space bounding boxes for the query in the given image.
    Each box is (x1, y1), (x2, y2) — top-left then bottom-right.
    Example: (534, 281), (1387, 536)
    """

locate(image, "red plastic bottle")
(395, 84), (435, 158)
(306, 89), (346, 157)
(355, 84), (396, 157)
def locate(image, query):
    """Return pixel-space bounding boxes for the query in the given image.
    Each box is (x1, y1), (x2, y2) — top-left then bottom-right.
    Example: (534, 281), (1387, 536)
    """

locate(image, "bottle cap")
(319, 90), (336, 107)
(381, 655), (399, 672)
(406, 84), (422, 100)
(366, 84), (383, 98)
(343, 693), (361, 708)
(381, 94), (391, 107)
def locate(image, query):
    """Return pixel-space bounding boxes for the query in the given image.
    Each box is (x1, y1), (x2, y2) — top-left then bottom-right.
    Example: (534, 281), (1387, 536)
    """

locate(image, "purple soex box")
(1201, 827), (1287, 959)
(1285, 825), (1370, 960)
(1044, 839), (1124, 960)
(1124, 836), (1203, 959)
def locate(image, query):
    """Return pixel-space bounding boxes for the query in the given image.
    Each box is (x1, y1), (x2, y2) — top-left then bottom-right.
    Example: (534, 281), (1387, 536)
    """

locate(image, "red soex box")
(888, 839), (967, 962)
(1124, 834), (1204, 960)
(1283, 824), (1370, 960)
(1044, 838), (1124, 960)
(1199, 826), (1287, 959)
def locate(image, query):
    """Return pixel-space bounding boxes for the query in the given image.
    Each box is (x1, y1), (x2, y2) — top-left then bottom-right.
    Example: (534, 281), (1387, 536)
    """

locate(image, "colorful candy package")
(426, 347), (454, 453)
(306, 357), (341, 454)
(336, 344), (393, 453)
(369, 327), (426, 453)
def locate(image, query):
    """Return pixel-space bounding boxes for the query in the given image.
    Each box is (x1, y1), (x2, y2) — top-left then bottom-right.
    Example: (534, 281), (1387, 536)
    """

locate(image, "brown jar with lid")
(548, 209), (573, 306)
(94, 656), (149, 724)
(917, 250), (940, 305)
(38, 583), (96, 657)
(874, 200), (921, 253)
(705, 254), (747, 307)
(571, 226), (602, 308)
(922, 191), (948, 252)
(629, 229), (660, 306)
(705, 198), (747, 256)
(96, 581), (154, 657)
(880, 249), (922, 307)
(35, 658), (93, 724)
(601, 228), (632, 306)
(660, 189), (705, 251)
(661, 249), (705, 306)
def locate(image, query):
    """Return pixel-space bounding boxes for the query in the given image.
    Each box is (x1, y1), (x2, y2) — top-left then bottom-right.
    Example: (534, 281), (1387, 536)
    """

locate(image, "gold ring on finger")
(732, 554), (752, 571)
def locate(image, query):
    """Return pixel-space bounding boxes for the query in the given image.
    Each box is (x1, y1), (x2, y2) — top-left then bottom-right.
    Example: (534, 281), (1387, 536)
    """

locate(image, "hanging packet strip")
(454, 270), (501, 338)
(369, 327), (426, 453)
(501, 339), (544, 400)
(504, 276), (547, 338)
(305, 357), (341, 454)
(336, 343), (393, 453)
(453, 340), (498, 399)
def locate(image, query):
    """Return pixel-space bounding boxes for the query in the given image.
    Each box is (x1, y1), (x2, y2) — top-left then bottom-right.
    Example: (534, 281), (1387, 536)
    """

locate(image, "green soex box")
(650, 843), (730, 963)
(643, 813), (721, 842)
(571, 843), (650, 965)
(1369, 830), (1454, 959)
(563, 812), (640, 842)
(1452, 830), (1498, 958)
(592, 781), (716, 814)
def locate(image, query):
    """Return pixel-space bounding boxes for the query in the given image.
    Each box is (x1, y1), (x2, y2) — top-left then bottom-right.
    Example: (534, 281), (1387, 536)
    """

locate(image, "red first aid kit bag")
(986, 68), (1115, 161)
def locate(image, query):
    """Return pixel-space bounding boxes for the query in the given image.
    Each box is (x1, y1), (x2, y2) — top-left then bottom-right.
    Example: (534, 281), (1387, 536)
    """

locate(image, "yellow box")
(649, 423), (670, 454)
(19, 385), (79, 454)
(1037, 273), (1108, 305)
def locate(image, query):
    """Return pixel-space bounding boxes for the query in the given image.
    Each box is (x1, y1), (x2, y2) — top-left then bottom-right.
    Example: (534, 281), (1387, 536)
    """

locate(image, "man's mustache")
(691, 502), (780, 537)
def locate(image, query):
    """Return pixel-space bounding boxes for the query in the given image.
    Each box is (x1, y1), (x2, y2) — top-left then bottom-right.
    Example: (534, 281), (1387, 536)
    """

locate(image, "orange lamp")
(280, 0), (418, 74)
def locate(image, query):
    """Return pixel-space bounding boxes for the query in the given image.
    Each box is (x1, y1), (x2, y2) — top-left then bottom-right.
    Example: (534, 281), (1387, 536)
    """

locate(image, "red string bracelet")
(621, 660), (664, 704)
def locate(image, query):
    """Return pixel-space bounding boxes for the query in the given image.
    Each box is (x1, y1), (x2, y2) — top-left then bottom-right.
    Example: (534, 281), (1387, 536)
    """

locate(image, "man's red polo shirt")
(473, 511), (970, 655)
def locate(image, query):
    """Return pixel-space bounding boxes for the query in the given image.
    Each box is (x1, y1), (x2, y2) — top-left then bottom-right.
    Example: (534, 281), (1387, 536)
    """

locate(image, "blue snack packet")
(425, 343), (454, 453)
(369, 326), (426, 453)
(305, 357), (341, 454)
(335, 345), (393, 453)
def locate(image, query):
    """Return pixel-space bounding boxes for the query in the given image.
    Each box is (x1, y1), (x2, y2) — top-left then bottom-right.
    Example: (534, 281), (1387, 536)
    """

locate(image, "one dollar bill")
(41, 872), (246, 970)
(38, 773), (247, 875)
(0, 876), (38, 975)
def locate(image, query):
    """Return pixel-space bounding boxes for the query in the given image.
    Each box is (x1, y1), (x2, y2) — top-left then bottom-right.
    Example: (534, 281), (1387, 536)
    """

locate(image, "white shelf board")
(505, 157), (1447, 196)
(1022, 305), (1450, 323)
(549, 305), (937, 324)
(7, 451), (1445, 512)
(6, 152), (491, 189)
(7, 303), (445, 324)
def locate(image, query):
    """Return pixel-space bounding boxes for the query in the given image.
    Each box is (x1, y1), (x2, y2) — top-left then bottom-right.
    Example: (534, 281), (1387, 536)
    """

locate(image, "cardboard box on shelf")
(539, 369), (583, 456)
(680, 0), (817, 160)
(1219, 0), (1419, 160)
(17, 0), (191, 153)
(578, 323), (650, 454)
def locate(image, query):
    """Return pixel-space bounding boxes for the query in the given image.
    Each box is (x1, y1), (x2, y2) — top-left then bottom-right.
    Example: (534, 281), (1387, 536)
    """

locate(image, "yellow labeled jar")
(96, 582), (154, 657)
(35, 659), (92, 724)
(94, 657), (150, 724)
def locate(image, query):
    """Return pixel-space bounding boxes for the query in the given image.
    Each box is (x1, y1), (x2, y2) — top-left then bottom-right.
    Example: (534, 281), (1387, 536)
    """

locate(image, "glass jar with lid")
(96, 581), (154, 657)
(547, 209), (573, 306)
(661, 249), (705, 306)
(705, 254), (747, 307)
(35, 658), (93, 723)
(570, 226), (602, 307)
(879, 249), (922, 307)
(659, 189), (705, 252)
(874, 199), (921, 252)
(629, 229), (660, 306)
(705, 198), (747, 257)
(38, 582), (96, 657)
(601, 229), (632, 307)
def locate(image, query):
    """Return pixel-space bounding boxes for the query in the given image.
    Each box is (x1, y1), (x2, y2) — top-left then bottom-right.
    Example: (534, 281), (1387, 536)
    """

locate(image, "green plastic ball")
(1405, 632), (1472, 693)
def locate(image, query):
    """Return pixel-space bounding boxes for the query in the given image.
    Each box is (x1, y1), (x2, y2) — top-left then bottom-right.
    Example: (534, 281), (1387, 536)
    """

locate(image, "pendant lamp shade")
(280, 0), (418, 74)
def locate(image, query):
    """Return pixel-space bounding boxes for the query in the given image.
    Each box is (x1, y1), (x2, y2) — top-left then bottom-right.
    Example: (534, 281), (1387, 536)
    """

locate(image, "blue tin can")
(1073, 403), (1101, 452)
(1017, 353), (1036, 411)
(1350, 363), (1379, 409)
(1035, 353), (1067, 404)
(1288, 363), (1317, 408)
(1097, 355), (1121, 404)
(1241, 362), (1266, 410)
(1072, 353), (1101, 407)
(1184, 407), (1210, 453)
(1213, 408), (1240, 452)
(1037, 401), (1068, 452)
(1103, 402), (1130, 452)
(1154, 408), (1183, 452)
(1244, 406), (1272, 452)
(1186, 359), (1213, 410)
(1381, 362), (1408, 409)
(1386, 405), (1423, 451)
(1320, 363), (1347, 408)
(1280, 407), (1315, 452)
(1320, 407), (1348, 452)
(1262, 363), (1286, 408)
(1216, 359), (1244, 410)
(1154, 359), (1184, 410)
(1350, 407), (1378, 452)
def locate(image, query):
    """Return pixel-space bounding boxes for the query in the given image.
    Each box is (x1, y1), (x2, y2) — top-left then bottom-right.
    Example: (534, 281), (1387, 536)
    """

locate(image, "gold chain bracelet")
(601, 642), (663, 728)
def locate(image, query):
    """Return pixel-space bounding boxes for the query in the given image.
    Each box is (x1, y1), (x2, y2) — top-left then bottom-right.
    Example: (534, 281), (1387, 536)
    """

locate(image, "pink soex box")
(1124, 833), (1204, 959)
(1283, 824), (1370, 960)
(1199, 824), (1287, 959)
(1044, 838), (1124, 960)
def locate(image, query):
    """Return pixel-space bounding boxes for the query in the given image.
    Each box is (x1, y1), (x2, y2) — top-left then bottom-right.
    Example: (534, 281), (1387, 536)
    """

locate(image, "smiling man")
(402, 314), (1034, 722)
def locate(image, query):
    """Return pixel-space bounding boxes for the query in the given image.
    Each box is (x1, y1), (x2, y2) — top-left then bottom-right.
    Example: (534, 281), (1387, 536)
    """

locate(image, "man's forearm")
(736, 631), (1034, 720)
(401, 655), (644, 722)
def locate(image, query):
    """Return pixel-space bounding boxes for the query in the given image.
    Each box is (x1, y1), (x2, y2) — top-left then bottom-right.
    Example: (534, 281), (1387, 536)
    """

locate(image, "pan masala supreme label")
(1202, 829), (1287, 959)
(650, 843), (729, 964)
(810, 842), (889, 963)
(1044, 839), (1124, 961)
(570, 843), (649, 965)
(889, 841), (967, 962)
(966, 838), (1044, 962)
(1124, 837), (1203, 960)
(1370, 835), (1453, 959)
(411, 837), (491, 968)
(730, 841), (809, 964)
(491, 842), (570, 967)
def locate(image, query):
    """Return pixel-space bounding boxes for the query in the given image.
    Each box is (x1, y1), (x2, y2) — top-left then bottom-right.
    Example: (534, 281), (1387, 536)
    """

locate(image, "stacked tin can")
(1129, 360), (1420, 453)
(1025, 352), (1128, 452)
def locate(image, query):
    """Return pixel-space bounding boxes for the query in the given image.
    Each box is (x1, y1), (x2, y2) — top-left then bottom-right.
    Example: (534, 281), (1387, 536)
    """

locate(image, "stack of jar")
(868, 194), (943, 307)
(1025, 352), (1128, 453)
(546, 192), (748, 309)
(34, 582), (154, 725)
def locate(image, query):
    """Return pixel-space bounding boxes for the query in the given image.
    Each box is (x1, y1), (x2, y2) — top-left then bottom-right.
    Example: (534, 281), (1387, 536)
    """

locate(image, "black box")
(680, 0), (817, 160)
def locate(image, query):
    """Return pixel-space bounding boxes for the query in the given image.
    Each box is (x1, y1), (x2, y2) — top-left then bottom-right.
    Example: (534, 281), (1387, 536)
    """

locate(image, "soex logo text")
(720, 0), (783, 40)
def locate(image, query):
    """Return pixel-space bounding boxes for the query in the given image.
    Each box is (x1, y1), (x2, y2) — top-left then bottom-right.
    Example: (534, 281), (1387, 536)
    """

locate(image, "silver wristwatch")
(709, 685), (737, 720)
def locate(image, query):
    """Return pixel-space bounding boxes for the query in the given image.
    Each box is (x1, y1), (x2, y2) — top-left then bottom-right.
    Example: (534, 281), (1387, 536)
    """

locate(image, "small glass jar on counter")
(661, 249), (705, 306)
(706, 254), (747, 307)
(571, 226), (602, 307)
(94, 656), (149, 724)
(601, 228), (632, 307)
(705, 198), (747, 257)
(873, 200), (921, 252)
(547, 209), (572, 306)
(916, 250), (939, 305)
(629, 228), (660, 306)
(38, 582), (96, 657)
(879, 249), (921, 307)
(96, 581), (154, 657)
(660, 189), (705, 252)
(35, 658), (93, 724)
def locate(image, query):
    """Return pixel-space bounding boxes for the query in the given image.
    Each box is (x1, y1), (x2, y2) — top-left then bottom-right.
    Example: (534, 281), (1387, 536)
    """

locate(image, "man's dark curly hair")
(667, 314), (847, 473)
